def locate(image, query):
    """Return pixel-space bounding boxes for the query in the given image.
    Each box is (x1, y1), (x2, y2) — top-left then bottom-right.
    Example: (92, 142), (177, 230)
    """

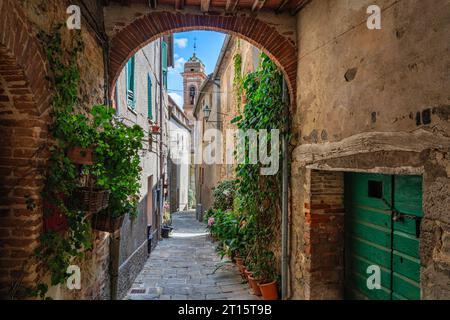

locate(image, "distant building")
(168, 95), (191, 213)
(181, 47), (208, 212)
(193, 36), (261, 220)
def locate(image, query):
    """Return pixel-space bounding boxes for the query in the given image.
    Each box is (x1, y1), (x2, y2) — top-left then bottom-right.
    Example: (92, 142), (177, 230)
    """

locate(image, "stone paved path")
(126, 210), (257, 300)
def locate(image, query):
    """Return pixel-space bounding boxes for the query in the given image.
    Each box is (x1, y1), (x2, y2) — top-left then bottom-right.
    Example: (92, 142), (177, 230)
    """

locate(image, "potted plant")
(87, 105), (144, 233)
(255, 251), (279, 300)
(150, 123), (161, 134)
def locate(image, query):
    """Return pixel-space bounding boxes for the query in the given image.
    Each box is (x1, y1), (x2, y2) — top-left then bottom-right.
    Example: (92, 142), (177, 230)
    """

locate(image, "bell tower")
(182, 38), (207, 123)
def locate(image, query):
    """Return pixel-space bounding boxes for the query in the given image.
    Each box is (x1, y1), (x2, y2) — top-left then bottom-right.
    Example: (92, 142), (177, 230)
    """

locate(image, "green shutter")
(126, 55), (135, 108)
(147, 74), (153, 119)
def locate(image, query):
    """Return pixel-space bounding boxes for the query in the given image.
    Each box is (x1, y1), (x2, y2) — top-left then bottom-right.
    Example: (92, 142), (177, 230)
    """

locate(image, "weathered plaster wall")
(289, 0), (450, 299)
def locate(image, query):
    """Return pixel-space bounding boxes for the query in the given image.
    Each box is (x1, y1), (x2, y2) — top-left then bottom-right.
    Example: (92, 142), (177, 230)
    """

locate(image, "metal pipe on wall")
(281, 78), (290, 300)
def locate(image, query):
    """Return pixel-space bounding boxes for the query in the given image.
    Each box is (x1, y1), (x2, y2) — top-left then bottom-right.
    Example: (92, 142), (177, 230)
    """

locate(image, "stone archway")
(107, 11), (297, 105)
(0, 0), (51, 298)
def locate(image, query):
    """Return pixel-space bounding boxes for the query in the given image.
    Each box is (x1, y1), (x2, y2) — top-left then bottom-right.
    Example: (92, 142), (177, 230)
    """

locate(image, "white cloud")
(174, 38), (188, 49)
(168, 57), (186, 74)
(169, 93), (183, 108)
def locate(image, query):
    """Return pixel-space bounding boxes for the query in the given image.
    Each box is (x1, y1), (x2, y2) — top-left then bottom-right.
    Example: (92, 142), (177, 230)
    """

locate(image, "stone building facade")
(168, 96), (191, 213)
(1, 0), (449, 300)
(193, 36), (261, 217)
(112, 36), (173, 299)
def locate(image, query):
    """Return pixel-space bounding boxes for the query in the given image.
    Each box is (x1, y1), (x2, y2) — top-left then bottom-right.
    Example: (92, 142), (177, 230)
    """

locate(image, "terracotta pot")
(247, 276), (262, 296)
(244, 270), (253, 288)
(150, 124), (161, 134)
(258, 281), (278, 300)
(67, 146), (94, 165)
(92, 214), (124, 233)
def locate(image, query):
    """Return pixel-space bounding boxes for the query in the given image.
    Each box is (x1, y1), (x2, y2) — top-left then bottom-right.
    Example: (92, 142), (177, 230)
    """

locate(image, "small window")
(126, 55), (136, 108)
(368, 180), (383, 199)
(147, 74), (153, 120)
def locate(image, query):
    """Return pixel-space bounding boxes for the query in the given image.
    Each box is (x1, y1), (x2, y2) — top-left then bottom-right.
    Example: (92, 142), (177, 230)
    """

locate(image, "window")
(162, 41), (168, 89)
(126, 55), (136, 108)
(368, 180), (383, 199)
(147, 74), (153, 119)
(189, 86), (196, 105)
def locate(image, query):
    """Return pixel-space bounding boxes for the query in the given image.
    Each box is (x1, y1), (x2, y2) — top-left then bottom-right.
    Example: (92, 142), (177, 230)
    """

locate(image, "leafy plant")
(231, 53), (287, 283)
(212, 180), (236, 212)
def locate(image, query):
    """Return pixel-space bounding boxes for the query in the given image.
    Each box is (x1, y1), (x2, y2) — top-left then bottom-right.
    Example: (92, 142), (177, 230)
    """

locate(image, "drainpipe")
(109, 231), (120, 300)
(159, 38), (164, 235)
(281, 78), (290, 300)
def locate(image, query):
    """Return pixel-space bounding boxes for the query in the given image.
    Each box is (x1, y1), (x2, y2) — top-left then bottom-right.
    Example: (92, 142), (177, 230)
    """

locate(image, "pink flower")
(208, 217), (215, 226)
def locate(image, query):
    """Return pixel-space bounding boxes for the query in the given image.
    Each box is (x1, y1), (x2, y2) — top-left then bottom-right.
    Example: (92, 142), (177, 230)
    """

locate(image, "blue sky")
(168, 31), (226, 107)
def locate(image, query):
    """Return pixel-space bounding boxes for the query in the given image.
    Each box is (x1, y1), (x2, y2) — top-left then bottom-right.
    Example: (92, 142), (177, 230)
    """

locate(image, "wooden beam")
(252, 0), (266, 12)
(149, 0), (157, 9)
(225, 0), (239, 13)
(275, 0), (290, 13)
(175, 0), (185, 10)
(291, 0), (311, 15)
(200, 0), (211, 12)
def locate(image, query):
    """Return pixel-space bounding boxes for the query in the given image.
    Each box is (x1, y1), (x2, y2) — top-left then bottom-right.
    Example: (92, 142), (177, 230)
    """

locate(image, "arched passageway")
(107, 11), (297, 104)
(0, 0), (51, 298)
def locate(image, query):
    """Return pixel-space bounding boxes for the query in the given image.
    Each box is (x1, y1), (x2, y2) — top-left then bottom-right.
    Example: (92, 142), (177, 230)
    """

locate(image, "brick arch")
(109, 12), (297, 105)
(0, 0), (50, 298)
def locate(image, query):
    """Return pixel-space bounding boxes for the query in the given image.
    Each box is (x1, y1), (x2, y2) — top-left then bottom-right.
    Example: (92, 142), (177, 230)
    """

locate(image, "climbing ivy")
(231, 53), (287, 283)
(233, 42), (243, 112)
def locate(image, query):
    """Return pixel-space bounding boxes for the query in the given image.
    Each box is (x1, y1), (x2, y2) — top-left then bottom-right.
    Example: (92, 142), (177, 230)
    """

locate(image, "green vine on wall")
(231, 53), (287, 283)
(233, 40), (243, 112)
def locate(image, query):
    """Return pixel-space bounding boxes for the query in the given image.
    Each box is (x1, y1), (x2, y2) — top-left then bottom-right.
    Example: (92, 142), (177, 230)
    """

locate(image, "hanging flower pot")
(248, 275), (262, 296)
(69, 187), (110, 215)
(92, 213), (124, 233)
(258, 281), (278, 300)
(67, 146), (94, 165)
(150, 124), (161, 134)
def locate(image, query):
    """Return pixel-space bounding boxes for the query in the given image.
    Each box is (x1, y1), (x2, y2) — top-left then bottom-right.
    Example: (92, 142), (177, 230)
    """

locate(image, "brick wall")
(0, 0), (110, 299)
(303, 170), (345, 299)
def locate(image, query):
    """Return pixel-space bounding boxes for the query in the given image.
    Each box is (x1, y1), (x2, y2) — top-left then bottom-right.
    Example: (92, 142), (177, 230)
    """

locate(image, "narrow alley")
(126, 212), (256, 300)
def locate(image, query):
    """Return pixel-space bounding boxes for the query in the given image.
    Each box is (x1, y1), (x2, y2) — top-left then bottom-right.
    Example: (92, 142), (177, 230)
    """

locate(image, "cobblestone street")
(126, 211), (257, 300)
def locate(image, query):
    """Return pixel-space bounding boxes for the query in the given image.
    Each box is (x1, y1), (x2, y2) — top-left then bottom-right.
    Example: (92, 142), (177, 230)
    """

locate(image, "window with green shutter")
(147, 74), (153, 119)
(162, 41), (168, 89)
(126, 55), (136, 108)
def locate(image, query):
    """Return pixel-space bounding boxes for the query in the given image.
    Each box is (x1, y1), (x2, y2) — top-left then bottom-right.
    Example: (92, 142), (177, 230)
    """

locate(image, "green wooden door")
(344, 173), (422, 300)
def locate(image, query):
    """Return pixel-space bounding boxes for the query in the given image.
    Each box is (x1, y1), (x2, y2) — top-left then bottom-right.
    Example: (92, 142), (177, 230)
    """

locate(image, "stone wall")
(289, 0), (450, 299)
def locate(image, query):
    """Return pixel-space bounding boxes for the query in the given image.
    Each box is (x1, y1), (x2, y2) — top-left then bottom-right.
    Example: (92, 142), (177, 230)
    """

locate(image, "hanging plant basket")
(92, 213), (125, 233)
(67, 146), (94, 165)
(69, 187), (110, 215)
